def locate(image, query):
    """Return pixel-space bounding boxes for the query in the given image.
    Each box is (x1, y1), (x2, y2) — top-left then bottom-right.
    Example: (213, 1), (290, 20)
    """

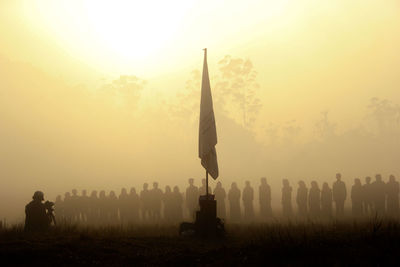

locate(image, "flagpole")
(206, 170), (209, 196)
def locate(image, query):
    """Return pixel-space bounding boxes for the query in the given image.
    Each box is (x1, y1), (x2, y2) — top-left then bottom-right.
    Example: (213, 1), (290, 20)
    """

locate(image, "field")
(1, 219), (400, 266)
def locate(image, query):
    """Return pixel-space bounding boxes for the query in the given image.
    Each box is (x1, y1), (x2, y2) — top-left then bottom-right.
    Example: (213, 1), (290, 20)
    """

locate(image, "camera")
(44, 201), (56, 226)
(44, 201), (55, 212)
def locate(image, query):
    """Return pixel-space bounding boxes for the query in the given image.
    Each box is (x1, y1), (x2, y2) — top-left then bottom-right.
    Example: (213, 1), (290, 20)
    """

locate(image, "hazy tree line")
(53, 173), (399, 226)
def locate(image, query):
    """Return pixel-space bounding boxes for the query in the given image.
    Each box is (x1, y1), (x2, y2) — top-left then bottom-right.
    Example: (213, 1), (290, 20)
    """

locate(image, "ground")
(1, 220), (400, 266)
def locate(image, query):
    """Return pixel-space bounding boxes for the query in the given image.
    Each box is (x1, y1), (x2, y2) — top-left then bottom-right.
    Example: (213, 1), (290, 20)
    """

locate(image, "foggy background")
(0, 0), (399, 222)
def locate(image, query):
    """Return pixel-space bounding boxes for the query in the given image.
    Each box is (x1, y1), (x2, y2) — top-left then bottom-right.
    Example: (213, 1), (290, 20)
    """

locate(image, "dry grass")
(1, 218), (400, 266)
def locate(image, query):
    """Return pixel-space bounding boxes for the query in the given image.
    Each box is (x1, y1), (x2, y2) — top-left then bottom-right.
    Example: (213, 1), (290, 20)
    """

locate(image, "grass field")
(1, 218), (400, 266)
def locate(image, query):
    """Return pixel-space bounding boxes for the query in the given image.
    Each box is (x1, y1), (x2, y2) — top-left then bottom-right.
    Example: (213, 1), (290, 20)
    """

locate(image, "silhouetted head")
(56, 195), (62, 202)
(99, 190), (106, 198)
(64, 192), (71, 198)
(173, 186), (180, 193)
(32, 191), (44, 201)
(109, 191), (116, 198)
(261, 177), (267, 184)
(216, 181), (222, 188)
(365, 176), (371, 184)
(354, 178), (361, 186)
(165, 185), (171, 193)
(375, 174), (382, 182)
(82, 190), (87, 196)
(298, 180), (306, 188)
(245, 181), (251, 187)
(153, 182), (158, 189)
(389, 175), (396, 182)
(121, 188), (127, 195)
(91, 190), (97, 197)
(143, 183), (148, 190)
(336, 173), (341, 181)
(188, 178), (194, 185)
(72, 189), (77, 196)
(311, 181), (319, 189)
(130, 187), (136, 194)
(322, 182), (329, 190)
(283, 179), (289, 187)
(231, 182), (237, 189)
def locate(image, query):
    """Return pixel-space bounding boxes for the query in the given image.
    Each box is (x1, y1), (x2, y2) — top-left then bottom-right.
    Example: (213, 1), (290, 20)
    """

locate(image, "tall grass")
(0, 222), (182, 240)
(1, 219), (400, 265)
(2, 217), (400, 241)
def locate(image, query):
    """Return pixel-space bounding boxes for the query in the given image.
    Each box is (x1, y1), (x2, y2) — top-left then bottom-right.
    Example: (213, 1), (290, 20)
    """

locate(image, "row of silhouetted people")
(55, 182), (184, 225)
(53, 173), (400, 225)
(287, 174), (399, 219)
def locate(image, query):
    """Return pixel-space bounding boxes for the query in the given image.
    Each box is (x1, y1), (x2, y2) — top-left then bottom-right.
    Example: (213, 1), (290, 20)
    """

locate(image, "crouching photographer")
(25, 191), (56, 232)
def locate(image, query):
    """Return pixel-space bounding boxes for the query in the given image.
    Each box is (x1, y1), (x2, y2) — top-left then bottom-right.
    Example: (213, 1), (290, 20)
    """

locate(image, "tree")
(315, 111), (336, 140)
(215, 55), (262, 128)
(100, 75), (146, 109)
(367, 97), (400, 137)
(170, 70), (201, 123)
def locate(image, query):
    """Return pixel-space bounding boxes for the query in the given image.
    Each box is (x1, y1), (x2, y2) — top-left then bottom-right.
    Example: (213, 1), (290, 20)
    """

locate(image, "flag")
(198, 48), (219, 179)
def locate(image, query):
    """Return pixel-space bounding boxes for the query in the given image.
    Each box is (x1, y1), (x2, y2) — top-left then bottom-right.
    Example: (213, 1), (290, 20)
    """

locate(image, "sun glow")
(20, 0), (293, 75)
(84, 1), (193, 59)
(24, 0), (194, 74)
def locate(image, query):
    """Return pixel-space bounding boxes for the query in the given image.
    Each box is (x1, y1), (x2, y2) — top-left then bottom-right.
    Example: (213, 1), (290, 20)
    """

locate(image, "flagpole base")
(179, 194), (225, 238)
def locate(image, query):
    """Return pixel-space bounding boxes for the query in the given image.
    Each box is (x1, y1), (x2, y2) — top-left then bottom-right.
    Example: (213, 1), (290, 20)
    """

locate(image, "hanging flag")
(198, 48), (219, 179)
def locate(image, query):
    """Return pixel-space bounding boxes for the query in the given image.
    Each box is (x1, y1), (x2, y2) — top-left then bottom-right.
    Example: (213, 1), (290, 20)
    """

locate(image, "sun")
(84, 0), (193, 60)
(27, 0), (195, 73)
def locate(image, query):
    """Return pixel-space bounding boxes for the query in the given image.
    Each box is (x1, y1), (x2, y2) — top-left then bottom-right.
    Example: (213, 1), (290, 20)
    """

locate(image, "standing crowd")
(53, 173), (400, 225)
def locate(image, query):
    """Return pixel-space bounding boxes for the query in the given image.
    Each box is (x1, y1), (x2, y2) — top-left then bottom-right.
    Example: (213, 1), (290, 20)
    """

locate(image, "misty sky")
(0, 0), (399, 221)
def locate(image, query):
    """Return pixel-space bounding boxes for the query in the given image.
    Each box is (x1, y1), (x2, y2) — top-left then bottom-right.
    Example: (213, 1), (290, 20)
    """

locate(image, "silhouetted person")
(259, 177), (273, 220)
(119, 188), (130, 225)
(321, 182), (333, 219)
(282, 179), (293, 218)
(98, 190), (107, 224)
(333, 173), (347, 217)
(25, 191), (52, 232)
(150, 182), (163, 222)
(296, 181), (308, 218)
(172, 186), (183, 222)
(128, 187), (140, 223)
(79, 190), (89, 223)
(185, 178), (199, 219)
(351, 178), (363, 218)
(140, 183), (151, 222)
(214, 182), (227, 219)
(228, 182), (241, 223)
(71, 189), (80, 222)
(108, 191), (118, 224)
(242, 181), (255, 222)
(88, 190), (99, 224)
(63, 192), (73, 223)
(386, 175), (399, 218)
(199, 178), (212, 196)
(362, 176), (373, 216)
(372, 174), (386, 216)
(308, 181), (320, 219)
(163, 186), (174, 223)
